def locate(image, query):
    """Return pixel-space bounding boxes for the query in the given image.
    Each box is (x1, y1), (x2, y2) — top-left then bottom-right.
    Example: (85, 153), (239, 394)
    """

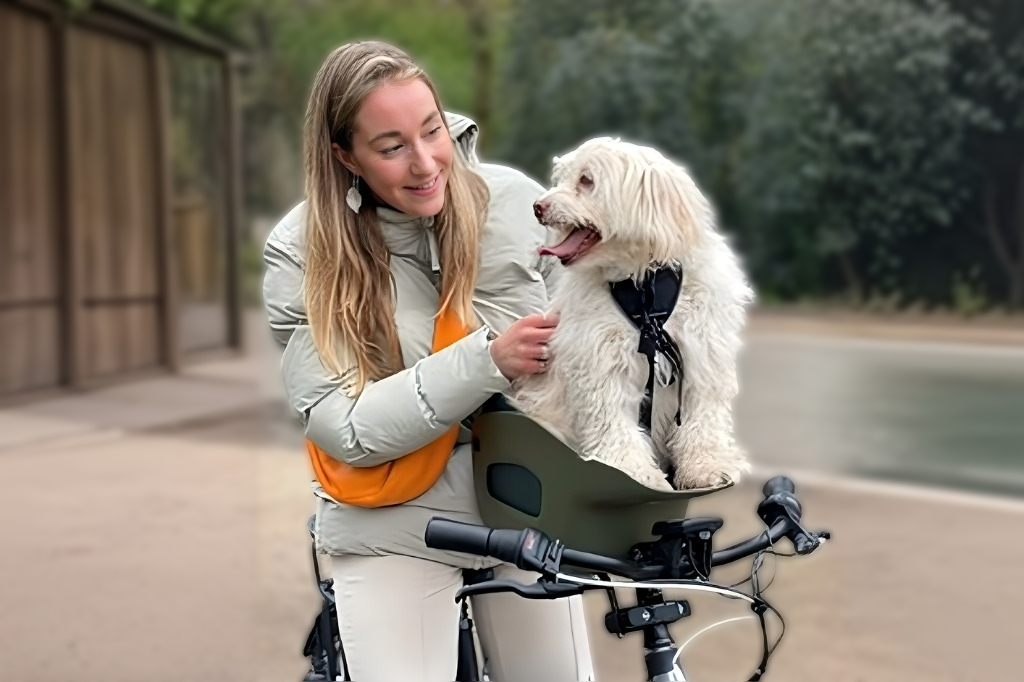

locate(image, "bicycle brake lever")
(455, 578), (584, 601)
(789, 528), (819, 554)
(759, 490), (828, 556)
(790, 528), (831, 555)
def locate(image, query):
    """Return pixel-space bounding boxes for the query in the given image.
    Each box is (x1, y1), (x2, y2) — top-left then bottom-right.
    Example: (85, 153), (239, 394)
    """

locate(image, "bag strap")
(306, 305), (469, 507)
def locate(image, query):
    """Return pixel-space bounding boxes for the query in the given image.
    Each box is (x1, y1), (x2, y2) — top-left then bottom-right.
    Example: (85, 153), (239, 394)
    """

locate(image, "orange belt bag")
(305, 307), (469, 508)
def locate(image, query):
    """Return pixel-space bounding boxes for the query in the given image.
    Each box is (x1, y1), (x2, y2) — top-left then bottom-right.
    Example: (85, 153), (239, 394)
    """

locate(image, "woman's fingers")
(489, 313), (559, 380)
(516, 339), (551, 357)
(537, 344), (549, 361)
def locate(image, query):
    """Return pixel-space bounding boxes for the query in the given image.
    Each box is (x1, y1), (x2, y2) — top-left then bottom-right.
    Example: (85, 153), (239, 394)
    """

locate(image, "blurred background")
(2, 0), (1024, 681)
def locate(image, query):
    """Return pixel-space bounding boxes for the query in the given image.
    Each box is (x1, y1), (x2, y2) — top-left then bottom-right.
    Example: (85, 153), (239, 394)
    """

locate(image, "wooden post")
(223, 50), (246, 353)
(153, 44), (181, 372)
(57, 17), (84, 388)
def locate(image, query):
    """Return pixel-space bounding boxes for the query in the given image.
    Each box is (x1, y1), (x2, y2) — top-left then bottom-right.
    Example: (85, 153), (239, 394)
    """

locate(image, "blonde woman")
(263, 42), (595, 681)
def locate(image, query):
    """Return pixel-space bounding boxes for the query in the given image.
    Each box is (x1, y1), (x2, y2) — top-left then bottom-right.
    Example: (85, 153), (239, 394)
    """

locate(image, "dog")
(508, 137), (754, 491)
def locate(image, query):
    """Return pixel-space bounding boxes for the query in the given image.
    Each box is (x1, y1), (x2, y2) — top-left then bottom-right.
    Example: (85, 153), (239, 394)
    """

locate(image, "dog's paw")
(673, 468), (730, 490)
(613, 457), (674, 491)
(672, 456), (750, 490)
(633, 468), (675, 492)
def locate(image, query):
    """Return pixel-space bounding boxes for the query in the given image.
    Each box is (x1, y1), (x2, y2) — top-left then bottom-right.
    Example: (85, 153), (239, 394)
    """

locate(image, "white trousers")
(330, 554), (596, 682)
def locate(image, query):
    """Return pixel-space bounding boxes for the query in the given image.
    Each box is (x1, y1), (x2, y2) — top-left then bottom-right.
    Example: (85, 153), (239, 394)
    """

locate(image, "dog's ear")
(639, 162), (703, 260)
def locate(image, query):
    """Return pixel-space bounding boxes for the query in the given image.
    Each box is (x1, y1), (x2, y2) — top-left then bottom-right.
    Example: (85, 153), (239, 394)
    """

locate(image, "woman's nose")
(409, 142), (438, 175)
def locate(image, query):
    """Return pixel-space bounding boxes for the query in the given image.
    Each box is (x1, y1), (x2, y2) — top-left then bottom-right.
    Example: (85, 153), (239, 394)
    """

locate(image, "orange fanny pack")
(305, 307), (469, 508)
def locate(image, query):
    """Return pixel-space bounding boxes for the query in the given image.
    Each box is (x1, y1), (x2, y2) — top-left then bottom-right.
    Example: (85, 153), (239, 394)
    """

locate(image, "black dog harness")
(609, 263), (684, 431)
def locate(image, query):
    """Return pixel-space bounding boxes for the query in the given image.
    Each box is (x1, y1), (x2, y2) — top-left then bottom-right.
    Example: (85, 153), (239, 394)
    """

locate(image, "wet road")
(737, 333), (1024, 498)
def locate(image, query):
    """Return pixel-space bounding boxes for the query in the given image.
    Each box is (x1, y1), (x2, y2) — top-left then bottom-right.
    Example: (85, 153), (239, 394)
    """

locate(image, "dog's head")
(534, 137), (711, 277)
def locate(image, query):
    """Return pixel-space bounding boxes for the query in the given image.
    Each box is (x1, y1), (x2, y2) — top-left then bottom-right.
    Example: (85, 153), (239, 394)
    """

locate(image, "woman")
(263, 41), (595, 681)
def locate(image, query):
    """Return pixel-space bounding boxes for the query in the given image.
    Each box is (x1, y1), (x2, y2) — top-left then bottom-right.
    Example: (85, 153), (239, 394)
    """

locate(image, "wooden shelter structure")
(0, 0), (243, 398)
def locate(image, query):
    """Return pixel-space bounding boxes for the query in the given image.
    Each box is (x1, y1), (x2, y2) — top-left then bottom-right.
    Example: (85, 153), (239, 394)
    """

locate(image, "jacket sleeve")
(264, 229), (510, 468)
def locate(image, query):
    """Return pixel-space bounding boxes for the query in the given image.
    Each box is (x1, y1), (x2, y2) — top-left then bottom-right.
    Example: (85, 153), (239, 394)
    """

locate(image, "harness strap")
(609, 264), (684, 431)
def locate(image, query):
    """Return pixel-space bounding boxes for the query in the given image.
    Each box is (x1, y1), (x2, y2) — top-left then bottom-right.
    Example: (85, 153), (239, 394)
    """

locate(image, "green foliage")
(941, 0), (1024, 307)
(950, 267), (989, 316)
(139, 0), (254, 36)
(737, 0), (992, 298)
(269, 0), (478, 120)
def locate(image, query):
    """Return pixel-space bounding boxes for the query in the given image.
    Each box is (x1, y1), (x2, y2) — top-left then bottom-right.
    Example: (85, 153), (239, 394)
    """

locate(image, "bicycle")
(302, 474), (828, 681)
(300, 402), (829, 681)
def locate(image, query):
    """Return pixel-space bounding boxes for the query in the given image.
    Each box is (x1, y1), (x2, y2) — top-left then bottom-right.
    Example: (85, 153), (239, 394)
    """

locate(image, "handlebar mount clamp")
(605, 598), (691, 636)
(628, 516), (724, 581)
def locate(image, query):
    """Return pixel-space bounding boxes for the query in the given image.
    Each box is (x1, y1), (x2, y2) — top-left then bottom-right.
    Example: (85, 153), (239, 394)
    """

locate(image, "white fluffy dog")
(508, 137), (755, 491)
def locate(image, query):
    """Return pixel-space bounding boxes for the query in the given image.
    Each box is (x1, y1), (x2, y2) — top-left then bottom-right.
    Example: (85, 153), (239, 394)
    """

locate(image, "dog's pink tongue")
(538, 228), (590, 259)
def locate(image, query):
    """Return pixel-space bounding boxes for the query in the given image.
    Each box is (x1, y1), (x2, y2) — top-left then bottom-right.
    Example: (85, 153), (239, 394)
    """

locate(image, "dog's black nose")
(533, 200), (548, 221)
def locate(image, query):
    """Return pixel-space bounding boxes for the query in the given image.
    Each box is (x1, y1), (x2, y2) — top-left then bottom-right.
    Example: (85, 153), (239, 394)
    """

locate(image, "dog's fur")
(507, 137), (755, 490)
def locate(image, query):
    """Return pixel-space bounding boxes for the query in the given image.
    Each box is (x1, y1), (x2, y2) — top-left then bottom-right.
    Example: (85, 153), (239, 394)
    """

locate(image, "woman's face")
(334, 79), (453, 217)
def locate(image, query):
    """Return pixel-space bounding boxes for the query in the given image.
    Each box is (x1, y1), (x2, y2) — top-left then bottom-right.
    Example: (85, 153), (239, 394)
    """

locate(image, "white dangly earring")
(346, 176), (363, 213)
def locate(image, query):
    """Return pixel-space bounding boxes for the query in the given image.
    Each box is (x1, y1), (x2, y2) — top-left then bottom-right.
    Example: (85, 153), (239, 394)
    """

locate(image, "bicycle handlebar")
(424, 476), (829, 581)
(424, 476), (830, 682)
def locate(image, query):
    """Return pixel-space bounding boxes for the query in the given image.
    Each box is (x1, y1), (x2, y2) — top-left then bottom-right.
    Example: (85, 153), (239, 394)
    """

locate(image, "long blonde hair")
(302, 41), (488, 394)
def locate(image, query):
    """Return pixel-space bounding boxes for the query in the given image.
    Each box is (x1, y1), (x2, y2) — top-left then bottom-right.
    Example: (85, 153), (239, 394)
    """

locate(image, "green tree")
(941, 0), (1024, 307)
(736, 0), (990, 302)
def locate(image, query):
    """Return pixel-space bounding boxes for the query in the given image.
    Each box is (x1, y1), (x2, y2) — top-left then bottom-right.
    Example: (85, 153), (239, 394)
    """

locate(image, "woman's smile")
(405, 173), (442, 195)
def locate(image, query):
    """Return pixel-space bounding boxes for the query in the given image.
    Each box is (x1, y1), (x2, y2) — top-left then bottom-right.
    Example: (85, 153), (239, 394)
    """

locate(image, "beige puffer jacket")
(263, 113), (558, 568)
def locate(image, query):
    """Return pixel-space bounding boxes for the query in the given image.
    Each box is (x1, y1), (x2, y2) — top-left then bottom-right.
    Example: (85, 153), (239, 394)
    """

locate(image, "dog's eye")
(578, 173), (594, 189)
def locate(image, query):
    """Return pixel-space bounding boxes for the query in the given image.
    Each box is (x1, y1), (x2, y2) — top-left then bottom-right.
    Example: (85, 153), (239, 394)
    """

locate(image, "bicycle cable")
(553, 573), (760, 604)
(746, 533), (788, 680)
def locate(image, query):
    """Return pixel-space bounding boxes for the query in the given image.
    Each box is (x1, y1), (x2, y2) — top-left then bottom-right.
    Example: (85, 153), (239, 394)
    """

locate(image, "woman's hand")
(488, 313), (559, 381)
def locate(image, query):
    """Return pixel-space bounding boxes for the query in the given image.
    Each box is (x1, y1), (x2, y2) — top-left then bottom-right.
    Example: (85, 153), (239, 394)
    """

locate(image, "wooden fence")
(0, 0), (241, 397)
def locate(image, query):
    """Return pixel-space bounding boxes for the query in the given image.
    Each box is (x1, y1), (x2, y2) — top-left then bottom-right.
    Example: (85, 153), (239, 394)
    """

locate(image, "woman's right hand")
(489, 313), (559, 381)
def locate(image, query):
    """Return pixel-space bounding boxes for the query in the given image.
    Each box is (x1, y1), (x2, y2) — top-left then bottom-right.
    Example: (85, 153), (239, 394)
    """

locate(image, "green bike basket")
(471, 403), (732, 560)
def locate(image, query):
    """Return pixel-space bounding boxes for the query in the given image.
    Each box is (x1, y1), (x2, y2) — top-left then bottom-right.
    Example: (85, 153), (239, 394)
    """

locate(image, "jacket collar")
(376, 207), (438, 273)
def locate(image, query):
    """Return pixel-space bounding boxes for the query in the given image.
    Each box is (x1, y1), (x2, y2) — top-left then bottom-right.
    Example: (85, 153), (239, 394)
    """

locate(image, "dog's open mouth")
(537, 226), (602, 265)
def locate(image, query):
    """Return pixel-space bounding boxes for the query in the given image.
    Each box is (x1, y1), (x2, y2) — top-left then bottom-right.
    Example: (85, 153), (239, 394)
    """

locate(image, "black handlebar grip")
(425, 518), (532, 567)
(486, 528), (535, 567)
(425, 518), (493, 556)
(757, 476), (803, 529)
(762, 476), (796, 498)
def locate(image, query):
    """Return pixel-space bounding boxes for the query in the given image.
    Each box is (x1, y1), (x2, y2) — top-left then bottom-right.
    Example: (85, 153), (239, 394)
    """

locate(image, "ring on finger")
(539, 345), (549, 361)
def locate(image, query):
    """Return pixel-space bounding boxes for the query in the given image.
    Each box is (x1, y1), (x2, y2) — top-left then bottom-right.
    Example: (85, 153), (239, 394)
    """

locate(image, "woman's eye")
(426, 126), (443, 137)
(381, 145), (403, 156)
